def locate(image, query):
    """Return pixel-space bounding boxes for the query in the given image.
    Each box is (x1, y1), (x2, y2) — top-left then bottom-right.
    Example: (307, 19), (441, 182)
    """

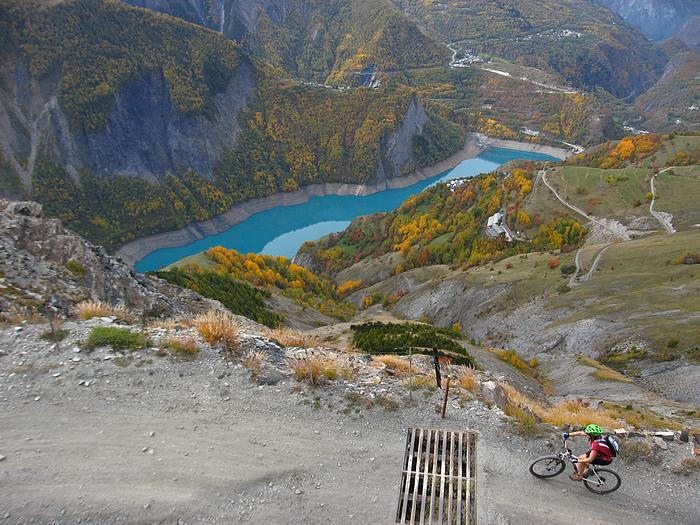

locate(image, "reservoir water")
(134, 147), (558, 272)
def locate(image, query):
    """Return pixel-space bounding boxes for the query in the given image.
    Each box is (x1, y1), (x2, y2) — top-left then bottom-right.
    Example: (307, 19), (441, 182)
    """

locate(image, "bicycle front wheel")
(583, 468), (621, 494)
(529, 456), (565, 479)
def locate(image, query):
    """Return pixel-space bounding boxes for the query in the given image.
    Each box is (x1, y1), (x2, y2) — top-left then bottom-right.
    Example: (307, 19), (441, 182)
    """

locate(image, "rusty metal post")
(441, 377), (451, 419)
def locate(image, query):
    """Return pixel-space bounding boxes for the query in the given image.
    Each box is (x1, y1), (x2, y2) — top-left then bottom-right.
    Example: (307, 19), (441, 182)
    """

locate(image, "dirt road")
(650, 168), (676, 234)
(0, 322), (696, 524)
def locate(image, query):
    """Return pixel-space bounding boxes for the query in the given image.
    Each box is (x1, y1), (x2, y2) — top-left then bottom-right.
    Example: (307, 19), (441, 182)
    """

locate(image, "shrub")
(289, 355), (355, 385)
(337, 280), (363, 298)
(83, 327), (147, 351)
(557, 284), (571, 294)
(560, 264), (577, 275)
(672, 252), (699, 265)
(65, 260), (86, 277)
(548, 258), (560, 269)
(161, 336), (200, 359)
(265, 328), (314, 348)
(621, 440), (661, 465)
(667, 339), (679, 349)
(76, 300), (135, 323)
(404, 375), (437, 390)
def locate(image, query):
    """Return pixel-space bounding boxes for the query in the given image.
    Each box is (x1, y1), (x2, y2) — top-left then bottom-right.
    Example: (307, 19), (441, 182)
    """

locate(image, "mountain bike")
(528, 435), (622, 495)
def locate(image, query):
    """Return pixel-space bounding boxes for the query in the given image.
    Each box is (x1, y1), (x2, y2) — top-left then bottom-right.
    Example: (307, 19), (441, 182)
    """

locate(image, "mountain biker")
(564, 424), (613, 481)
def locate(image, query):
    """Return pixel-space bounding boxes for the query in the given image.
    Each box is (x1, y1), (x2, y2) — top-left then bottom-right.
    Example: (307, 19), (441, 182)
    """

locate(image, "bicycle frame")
(559, 437), (607, 487)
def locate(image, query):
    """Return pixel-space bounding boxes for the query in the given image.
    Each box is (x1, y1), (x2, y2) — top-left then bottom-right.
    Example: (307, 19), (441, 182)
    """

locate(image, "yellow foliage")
(337, 279), (363, 297)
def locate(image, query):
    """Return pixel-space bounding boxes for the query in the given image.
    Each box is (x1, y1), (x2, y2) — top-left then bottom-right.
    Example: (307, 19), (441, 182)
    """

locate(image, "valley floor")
(0, 321), (697, 525)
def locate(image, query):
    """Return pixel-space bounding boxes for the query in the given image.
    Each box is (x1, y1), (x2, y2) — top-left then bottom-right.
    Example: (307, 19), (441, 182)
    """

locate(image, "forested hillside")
(394, 0), (667, 99)
(299, 133), (699, 277)
(127, 0), (449, 84)
(298, 159), (586, 275)
(0, 0), (461, 250)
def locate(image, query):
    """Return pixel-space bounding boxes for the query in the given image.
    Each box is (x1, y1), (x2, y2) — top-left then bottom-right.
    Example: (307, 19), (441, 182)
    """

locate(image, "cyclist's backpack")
(603, 435), (620, 457)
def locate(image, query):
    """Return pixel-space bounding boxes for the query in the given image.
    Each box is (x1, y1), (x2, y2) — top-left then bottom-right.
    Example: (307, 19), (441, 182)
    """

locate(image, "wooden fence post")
(433, 347), (442, 389)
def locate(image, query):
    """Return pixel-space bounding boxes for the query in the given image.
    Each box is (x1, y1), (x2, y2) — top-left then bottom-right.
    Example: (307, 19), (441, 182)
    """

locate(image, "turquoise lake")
(134, 147), (558, 272)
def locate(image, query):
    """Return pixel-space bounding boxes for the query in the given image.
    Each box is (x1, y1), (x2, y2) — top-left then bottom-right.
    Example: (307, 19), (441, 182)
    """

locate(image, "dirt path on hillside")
(650, 167), (676, 234)
(569, 243), (614, 288)
(1, 322), (697, 524)
(541, 170), (628, 241)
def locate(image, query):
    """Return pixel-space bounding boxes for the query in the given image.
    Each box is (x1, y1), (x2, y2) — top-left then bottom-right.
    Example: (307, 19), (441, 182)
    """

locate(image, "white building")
(485, 211), (514, 241)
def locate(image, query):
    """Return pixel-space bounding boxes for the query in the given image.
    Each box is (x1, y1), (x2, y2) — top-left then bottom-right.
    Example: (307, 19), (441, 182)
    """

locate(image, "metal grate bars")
(396, 428), (477, 524)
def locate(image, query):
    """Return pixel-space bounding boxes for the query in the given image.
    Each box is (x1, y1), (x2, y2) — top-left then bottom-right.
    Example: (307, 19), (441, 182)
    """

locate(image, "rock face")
(597, 0), (700, 42)
(374, 96), (429, 186)
(0, 58), (255, 185)
(0, 200), (220, 319)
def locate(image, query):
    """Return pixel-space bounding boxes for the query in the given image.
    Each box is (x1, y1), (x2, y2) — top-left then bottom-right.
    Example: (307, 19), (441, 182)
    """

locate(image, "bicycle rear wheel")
(529, 456), (565, 478)
(583, 468), (621, 494)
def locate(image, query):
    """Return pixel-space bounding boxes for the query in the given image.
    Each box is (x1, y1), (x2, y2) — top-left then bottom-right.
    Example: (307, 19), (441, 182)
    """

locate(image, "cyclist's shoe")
(569, 473), (584, 481)
(583, 469), (592, 478)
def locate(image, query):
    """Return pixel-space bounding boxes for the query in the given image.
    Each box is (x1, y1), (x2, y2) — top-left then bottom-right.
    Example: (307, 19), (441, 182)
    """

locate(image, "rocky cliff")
(597, 0), (700, 43)
(0, 200), (220, 320)
(0, 58), (255, 186)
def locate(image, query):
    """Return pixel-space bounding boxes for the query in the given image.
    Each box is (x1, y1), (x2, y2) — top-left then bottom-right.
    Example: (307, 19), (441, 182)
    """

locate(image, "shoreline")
(116, 133), (569, 266)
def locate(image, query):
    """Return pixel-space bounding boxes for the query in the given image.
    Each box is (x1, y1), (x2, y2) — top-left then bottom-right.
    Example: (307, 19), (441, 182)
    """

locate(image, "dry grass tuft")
(161, 336), (200, 358)
(457, 366), (478, 392)
(76, 300), (136, 323)
(265, 327), (318, 348)
(243, 350), (269, 381)
(403, 374), (437, 390)
(289, 354), (356, 384)
(373, 355), (411, 378)
(148, 318), (186, 330)
(189, 310), (242, 352)
(501, 382), (621, 429)
(504, 403), (539, 435)
(577, 355), (633, 383)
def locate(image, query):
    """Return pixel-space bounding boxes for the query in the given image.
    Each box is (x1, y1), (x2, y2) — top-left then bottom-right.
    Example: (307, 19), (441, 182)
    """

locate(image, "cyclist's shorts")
(587, 451), (612, 465)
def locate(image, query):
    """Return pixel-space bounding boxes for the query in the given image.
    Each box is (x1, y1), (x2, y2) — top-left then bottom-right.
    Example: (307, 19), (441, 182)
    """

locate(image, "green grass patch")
(83, 327), (148, 351)
(65, 260), (86, 277)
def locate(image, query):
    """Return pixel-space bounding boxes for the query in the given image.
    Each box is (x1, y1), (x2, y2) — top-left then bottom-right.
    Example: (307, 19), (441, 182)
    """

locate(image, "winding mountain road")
(569, 243), (614, 288)
(540, 170), (628, 241)
(649, 167), (676, 234)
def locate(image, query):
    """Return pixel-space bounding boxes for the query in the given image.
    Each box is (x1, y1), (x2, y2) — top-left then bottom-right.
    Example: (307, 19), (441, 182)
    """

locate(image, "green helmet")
(584, 424), (604, 436)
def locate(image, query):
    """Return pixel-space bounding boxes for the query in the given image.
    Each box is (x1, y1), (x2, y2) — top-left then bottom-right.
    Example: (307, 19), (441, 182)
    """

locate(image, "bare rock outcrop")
(0, 200), (220, 319)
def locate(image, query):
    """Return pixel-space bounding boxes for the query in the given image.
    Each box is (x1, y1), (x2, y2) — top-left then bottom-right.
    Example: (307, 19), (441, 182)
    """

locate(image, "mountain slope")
(394, 0), (668, 99)
(0, 0), (461, 250)
(127, 0), (450, 83)
(596, 0), (700, 43)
